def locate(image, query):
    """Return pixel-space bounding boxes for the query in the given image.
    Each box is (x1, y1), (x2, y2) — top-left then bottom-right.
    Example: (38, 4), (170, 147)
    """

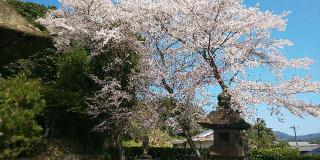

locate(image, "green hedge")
(105, 147), (320, 160)
(248, 148), (320, 160)
(25, 146), (320, 160)
(248, 147), (300, 160)
(108, 147), (211, 160)
(296, 155), (320, 160)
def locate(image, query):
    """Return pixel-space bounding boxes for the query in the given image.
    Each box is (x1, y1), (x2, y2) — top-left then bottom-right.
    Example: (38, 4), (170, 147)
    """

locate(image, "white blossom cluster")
(37, 0), (135, 54)
(88, 75), (132, 131)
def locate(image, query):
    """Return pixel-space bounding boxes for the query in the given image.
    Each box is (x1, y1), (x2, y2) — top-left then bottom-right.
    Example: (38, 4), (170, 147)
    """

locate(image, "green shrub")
(297, 155), (320, 160)
(107, 147), (211, 160)
(106, 147), (320, 160)
(123, 140), (142, 148)
(42, 46), (106, 152)
(0, 74), (45, 158)
(248, 147), (300, 160)
(57, 46), (91, 91)
(0, 48), (59, 83)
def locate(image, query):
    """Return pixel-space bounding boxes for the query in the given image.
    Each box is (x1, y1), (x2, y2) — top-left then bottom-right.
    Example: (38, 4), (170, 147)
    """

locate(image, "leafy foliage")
(0, 46), (106, 153)
(297, 155), (320, 160)
(149, 129), (173, 147)
(248, 147), (300, 160)
(0, 74), (45, 158)
(122, 140), (142, 148)
(107, 147), (211, 160)
(88, 42), (140, 133)
(107, 147), (320, 160)
(0, 48), (60, 82)
(245, 119), (289, 149)
(57, 46), (92, 91)
(42, 46), (105, 150)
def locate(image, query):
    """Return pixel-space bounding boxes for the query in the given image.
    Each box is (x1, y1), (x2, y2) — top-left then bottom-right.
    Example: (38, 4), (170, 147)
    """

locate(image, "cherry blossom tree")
(38, 1), (142, 160)
(127, 100), (159, 157)
(146, 48), (209, 158)
(38, 0), (320, 159)
(122, 0), (320, 118)
(120, 0), (320, 158)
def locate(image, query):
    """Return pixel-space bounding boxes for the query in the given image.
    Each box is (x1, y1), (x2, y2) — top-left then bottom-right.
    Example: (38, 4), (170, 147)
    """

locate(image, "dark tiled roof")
(198, 108), (251, 130)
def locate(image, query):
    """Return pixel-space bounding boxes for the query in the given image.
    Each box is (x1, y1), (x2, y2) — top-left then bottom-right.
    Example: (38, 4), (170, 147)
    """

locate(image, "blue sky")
(244, 0), (320, 136)
(24, 0), (320, 136)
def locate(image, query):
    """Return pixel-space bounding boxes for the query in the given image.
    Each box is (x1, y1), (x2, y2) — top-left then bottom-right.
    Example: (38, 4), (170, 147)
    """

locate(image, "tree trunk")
(115, 134), (126, 160)
(142, 135), (149, 156)
(183, 127), (202, 160)
(142, 135), (151, 159)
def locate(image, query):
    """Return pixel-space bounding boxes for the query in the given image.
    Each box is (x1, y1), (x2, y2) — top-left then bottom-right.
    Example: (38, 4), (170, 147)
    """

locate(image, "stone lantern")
(198, 89), (251, 160)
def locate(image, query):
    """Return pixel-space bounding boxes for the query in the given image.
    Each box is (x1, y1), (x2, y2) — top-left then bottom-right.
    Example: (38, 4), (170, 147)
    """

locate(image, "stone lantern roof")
(199, 89), (251, 130)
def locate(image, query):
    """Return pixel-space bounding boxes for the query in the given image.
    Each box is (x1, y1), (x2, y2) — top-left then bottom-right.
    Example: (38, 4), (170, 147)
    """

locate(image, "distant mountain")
(274, 131), (294, 140)
(274, 131), (320, 142)
(297, 133), (320, 141)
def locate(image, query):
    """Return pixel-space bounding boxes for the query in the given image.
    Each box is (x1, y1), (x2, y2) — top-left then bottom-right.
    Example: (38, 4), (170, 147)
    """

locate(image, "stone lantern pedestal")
(198, 90), (251, 160)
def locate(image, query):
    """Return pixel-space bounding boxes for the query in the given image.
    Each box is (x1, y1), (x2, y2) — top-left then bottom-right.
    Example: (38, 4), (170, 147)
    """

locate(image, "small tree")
(0, 74), (45, 158)
(245, 119), (278, 149)
(88, 41), (141, 160)
(127, 100), (159, 157)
